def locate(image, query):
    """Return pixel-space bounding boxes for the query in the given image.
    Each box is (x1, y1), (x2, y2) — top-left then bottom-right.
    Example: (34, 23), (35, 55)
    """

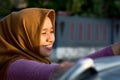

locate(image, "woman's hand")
(112, 42), (120, 55)
(50, 61), (75, 80)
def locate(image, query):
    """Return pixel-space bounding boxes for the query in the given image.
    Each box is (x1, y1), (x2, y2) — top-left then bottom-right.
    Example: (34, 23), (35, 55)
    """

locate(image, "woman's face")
(39, 17), (55, 57)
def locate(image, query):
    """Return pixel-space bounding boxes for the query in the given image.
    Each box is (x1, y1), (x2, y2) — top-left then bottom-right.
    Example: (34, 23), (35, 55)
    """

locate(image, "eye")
(50, 29), (54, 33)
(41, 32), (46, 34)
(50, 30), (54, 33)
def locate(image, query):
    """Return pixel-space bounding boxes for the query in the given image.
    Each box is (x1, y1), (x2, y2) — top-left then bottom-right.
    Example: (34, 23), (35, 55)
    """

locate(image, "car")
(57, 56), (120, 80)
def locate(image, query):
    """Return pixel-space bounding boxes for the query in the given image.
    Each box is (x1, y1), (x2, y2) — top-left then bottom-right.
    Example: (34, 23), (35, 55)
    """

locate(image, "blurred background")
(0, 0), (120, 62)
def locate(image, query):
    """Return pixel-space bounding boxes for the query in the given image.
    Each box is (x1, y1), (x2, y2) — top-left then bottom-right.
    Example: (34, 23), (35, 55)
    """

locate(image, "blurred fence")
(55, 15), (120, 47)
(50, 15), (120, 60)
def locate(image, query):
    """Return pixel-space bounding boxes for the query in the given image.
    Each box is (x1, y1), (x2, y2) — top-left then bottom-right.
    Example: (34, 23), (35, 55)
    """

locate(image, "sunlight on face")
(39, 17), (55, 57)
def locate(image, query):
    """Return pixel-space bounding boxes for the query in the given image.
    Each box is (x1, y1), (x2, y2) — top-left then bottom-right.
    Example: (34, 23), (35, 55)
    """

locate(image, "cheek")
(52, 35), (55, 42)
(40, 36), (46, 45)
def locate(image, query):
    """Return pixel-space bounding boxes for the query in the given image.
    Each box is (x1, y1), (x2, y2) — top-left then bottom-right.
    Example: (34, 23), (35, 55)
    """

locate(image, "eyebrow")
(42, 27), (54, 31)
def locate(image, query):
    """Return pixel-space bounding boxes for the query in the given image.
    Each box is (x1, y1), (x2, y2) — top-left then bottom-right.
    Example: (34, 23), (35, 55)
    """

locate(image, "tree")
(0, 0), (120, 19)
(0, 0), (13, 16)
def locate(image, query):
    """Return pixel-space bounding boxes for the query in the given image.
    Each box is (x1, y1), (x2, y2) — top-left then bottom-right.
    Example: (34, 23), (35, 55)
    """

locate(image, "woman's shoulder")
(9, 59), (59, 69)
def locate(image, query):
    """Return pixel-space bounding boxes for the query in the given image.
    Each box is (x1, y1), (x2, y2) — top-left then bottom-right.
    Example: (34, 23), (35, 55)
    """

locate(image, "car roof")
(59, 56), (120, 80)
(93, 56), (120, 80)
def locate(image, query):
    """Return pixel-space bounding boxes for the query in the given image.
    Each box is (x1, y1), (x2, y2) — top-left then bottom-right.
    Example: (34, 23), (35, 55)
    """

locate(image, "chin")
(44, 52), (51, 57)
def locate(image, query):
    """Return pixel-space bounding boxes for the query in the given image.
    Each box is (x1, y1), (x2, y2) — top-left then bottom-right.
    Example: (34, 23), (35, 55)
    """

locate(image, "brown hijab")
(0, 8), (55, 80)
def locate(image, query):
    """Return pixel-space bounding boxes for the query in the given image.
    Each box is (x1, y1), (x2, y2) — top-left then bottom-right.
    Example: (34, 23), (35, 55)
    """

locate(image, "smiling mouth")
(43, 45), (52, 51)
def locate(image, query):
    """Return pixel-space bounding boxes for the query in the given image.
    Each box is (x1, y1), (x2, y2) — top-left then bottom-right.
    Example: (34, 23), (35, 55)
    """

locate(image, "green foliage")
(0, 0), (120, 18)
(0, 0), (13, 16)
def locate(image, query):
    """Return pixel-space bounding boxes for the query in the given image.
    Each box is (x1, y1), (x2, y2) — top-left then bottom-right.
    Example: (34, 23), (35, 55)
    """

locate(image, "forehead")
(42, 17), (53, 29)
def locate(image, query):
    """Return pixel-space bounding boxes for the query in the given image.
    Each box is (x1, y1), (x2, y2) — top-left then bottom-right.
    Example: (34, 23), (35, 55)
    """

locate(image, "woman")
(0, 8), (120, 80)
(0, 8), (73, 80)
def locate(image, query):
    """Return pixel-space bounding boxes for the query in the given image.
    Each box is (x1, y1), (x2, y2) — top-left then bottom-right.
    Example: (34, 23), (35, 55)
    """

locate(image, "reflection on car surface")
(58, 56), (120, 80)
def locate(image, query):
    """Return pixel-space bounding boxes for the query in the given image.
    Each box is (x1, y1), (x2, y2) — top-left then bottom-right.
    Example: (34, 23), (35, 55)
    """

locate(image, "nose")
(46, 33), (54, 43)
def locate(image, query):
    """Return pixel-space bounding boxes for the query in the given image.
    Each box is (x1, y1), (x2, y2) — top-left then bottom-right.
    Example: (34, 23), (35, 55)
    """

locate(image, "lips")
(46, 47), (52, 51)
(43, 45), (52, 51)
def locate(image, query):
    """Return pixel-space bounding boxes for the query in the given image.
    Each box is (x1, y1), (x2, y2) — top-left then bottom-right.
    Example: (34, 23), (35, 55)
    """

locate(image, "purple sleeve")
(7, 59), (59, 80)
(84, 45), (114, 59)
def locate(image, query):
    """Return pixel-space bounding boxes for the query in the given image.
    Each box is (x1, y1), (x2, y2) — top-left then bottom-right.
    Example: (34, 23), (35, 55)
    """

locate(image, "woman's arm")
(85, 42), (120, 59)
(7, 59), (59, 80)
(84, 45), (113, 59)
